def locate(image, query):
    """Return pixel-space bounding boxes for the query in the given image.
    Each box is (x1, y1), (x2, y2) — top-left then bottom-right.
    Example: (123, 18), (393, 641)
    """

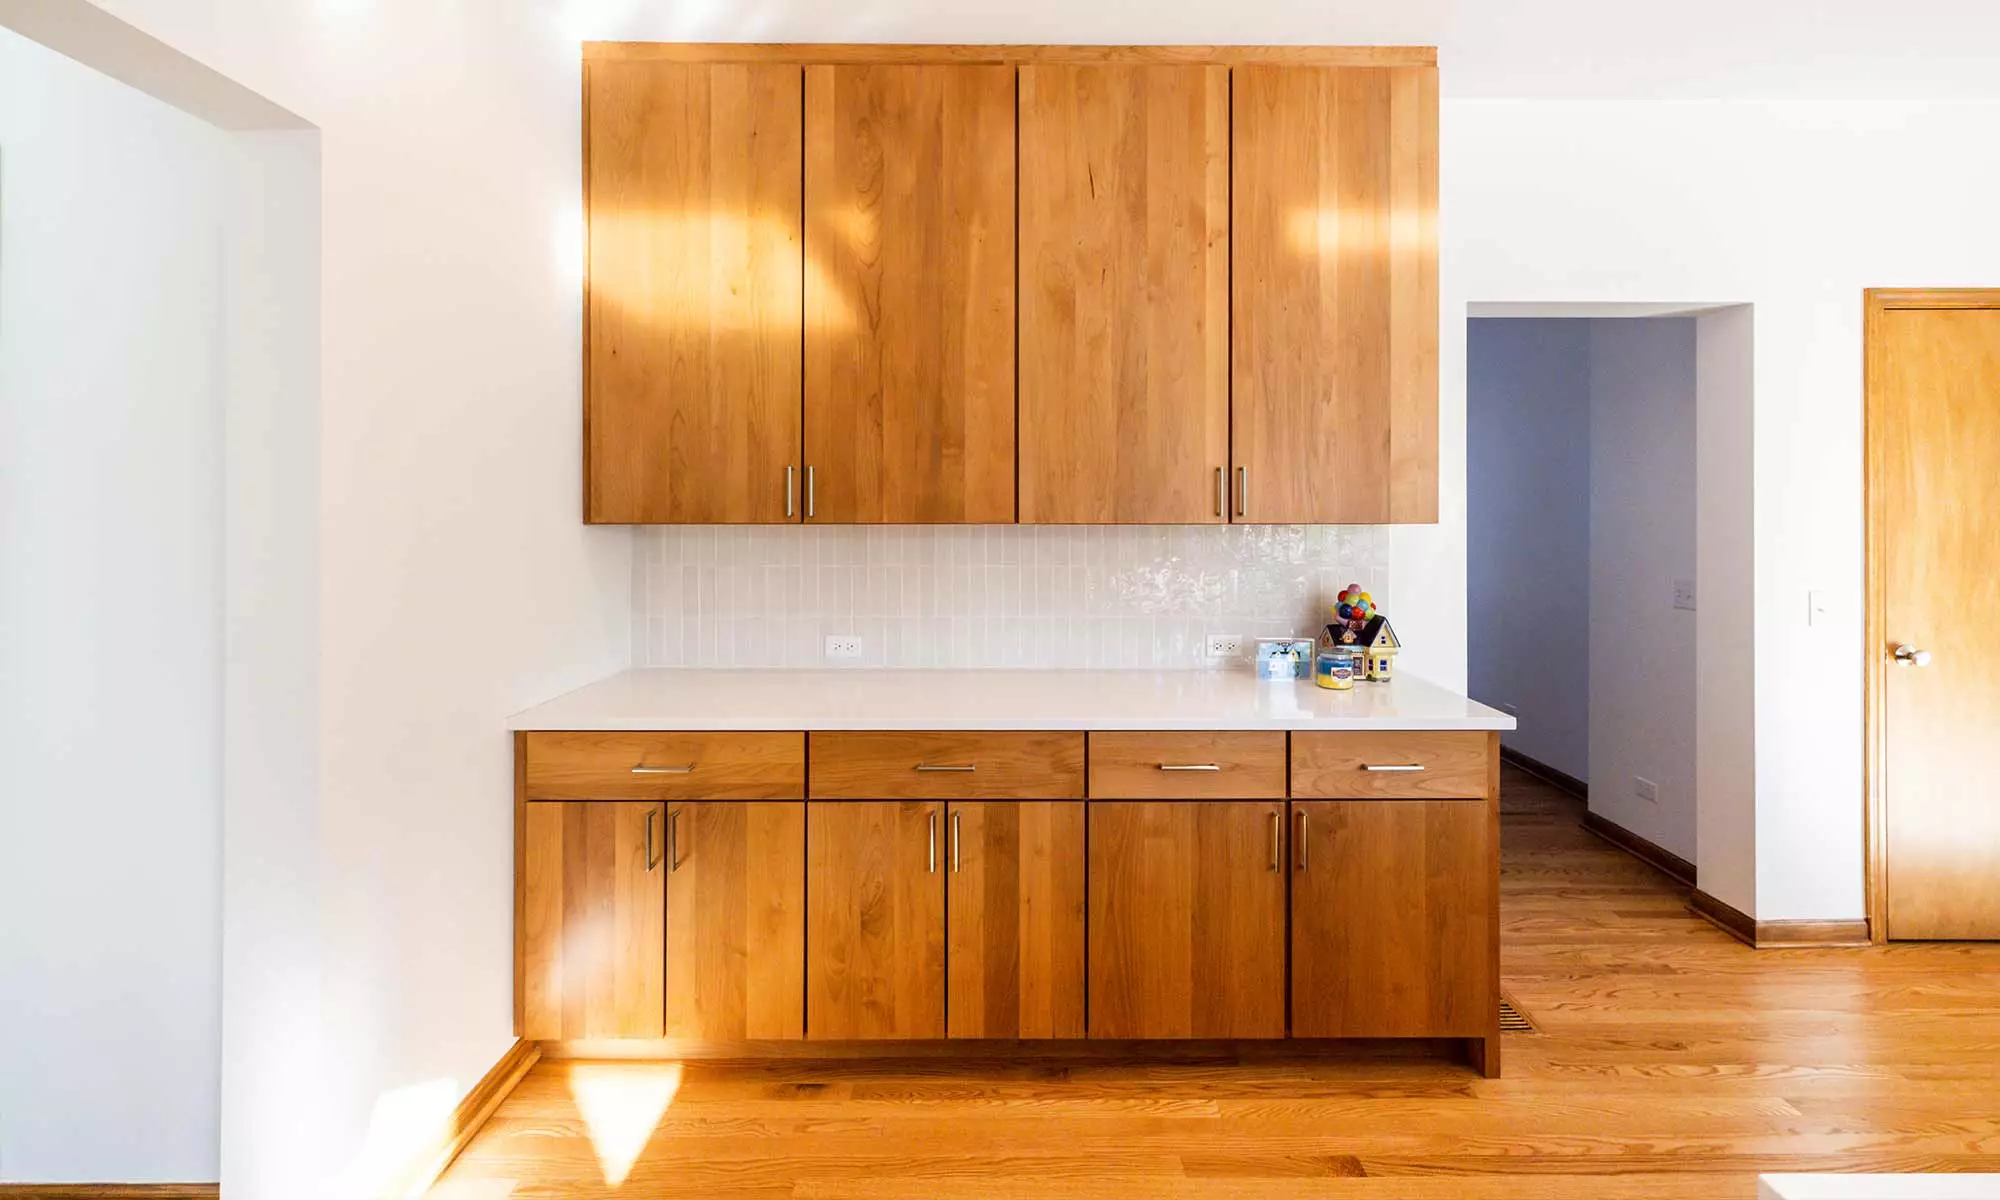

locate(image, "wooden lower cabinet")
(520, 801), (666, 1040)
(664, 801), (806, 1040)
(807, 801), (947, 1039)
(947, 801), (1087, 1038)
(1087, 801), (1287, 1039)
(1290, 799), (1492, 1038)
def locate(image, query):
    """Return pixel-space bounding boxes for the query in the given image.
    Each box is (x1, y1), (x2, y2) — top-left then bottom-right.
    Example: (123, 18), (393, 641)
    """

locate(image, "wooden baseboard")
(1499, 746), (1588, 800)
(0, 1189), (217, 1199)
(402, 1037), (541, 1195)
(541, 1037), (1468, 1063)
(1580, 810), (1697, 887)
(1689, 888), (1872, 948)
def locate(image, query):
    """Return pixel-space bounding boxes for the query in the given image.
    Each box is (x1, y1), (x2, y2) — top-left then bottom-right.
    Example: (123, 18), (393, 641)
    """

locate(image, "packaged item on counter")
(1254, 637), (1316, 681)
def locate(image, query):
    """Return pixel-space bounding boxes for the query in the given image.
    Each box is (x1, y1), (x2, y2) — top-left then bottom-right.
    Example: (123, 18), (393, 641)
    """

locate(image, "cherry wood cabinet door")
(946, 801), (1087, 1039)
(663, 801), (806, 1040)
(584, 61), (804, 524)
(807, 801), (947, 1038)
(1290, 799), (1491, 1037)
(804, 64), (1016, 523)
(1231, 65), (1438, 523)
(1017, 64), (1229, 524)
(1087, 801), (1286, 1039)
(520, 801), (666, 1040)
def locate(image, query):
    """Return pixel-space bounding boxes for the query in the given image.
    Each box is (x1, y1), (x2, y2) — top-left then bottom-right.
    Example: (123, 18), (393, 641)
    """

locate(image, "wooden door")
(1017, 65), (1229, 523)
(1231, 65), (1437, 523)
(1871, 294), (2000, 939)
(520, 802), (665, 1040)
(1291, 799), (1490, 1037)
(804, 65), (1016, 523)
(663, 801), (806, 1039)
(1087, 801), (1286, 1039)
(807, 802), (946, 1038)
(946, 801), (1086, 1039)
(584, 61), (804, 524)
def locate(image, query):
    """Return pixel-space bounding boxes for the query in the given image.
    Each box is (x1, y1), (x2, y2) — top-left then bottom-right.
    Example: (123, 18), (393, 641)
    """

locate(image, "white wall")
(1466, 319), (1591, 779)
(1696, 306), (1757, 914)
(1588, 318), (1698, 862)
(0, 26), (225, 1182)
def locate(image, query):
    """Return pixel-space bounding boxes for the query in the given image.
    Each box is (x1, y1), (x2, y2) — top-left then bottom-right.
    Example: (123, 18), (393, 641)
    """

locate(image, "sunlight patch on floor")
(568, 1061), (684, 1186)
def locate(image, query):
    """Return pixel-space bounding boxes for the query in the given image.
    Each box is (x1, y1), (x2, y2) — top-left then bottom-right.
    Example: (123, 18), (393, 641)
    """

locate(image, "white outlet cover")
(824, 634), (863, 659)
(1205, 633), (1245, 657)
(1634, 776), (1660, 803)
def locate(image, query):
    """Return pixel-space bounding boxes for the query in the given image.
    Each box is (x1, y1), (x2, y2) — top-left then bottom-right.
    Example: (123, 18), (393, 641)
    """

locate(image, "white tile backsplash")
(633, 525), (1388, 669)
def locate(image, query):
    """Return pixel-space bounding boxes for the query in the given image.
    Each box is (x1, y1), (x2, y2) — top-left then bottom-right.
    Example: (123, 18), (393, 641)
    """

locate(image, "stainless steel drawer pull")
(928, 810), (938, 874)
(631, 763), (696, 775)
(785, 465), (795, 518)
(951, 811), (962, 873)
(914, 763), (976, 773)
(1268, 810), (1281, 872)
(668, 808), (682, 872)
(645, 807), (662, 871)
(1158, 763), (1222, 772)
(1361, 764), (1426, 772)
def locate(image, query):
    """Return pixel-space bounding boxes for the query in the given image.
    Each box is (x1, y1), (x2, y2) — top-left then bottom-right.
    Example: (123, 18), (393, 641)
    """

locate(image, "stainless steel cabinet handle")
(1361, 764), (1426, 773)
(785, 465), (795, 518)
(1215, 466), (1224, 518)
(645, 807), (662, 871)
(668, 807), (681, 872)
(928, 809), (938, 874)
(1295, 809), (1308, 871)
(631, 763), (695, 775)
(806, 465), (816, 518)
(915, 763), (976, 773)
(1236, 466), (1248, 517)
(1158, 763), (1222, 772)
(1268, 810), (1281, 872)
(951, 811), (962, 873)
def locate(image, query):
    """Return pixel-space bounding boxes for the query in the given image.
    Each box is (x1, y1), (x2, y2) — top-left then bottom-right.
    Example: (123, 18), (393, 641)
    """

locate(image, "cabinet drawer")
(1088, 731), (1287, 799)
(1290, 731), (1491, 799)
(809, 732), (1085, 800)
(523, 731), (804, 800)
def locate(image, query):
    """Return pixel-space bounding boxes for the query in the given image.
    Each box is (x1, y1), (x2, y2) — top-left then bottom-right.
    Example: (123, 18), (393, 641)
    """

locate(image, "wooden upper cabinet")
(1231, 65), (1439, 523)
(804, 65), (1016, 523)
(584, 61), (803, 524)
(1017, 65), (1229, 524)
(520, 801), (666, 1040)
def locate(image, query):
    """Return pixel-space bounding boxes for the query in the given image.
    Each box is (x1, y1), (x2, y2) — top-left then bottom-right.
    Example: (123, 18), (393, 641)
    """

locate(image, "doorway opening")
(1466, 302), (1754, 928)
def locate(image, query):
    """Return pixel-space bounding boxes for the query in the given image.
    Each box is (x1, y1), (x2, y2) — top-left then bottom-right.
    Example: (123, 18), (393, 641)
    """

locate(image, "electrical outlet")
(824, 634), (864, 660)
(1205, 633), (1245, 658)
(1634, 776), (1659, 804)
(1671, 579), (1697, 611)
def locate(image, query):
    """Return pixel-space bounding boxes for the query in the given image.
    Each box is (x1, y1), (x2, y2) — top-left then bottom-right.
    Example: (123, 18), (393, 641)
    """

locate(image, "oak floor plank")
(435, 768), (2000, 1198)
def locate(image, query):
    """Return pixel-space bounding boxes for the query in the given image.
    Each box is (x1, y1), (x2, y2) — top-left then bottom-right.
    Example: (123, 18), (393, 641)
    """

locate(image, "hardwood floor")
(434, 768), (2000, 1198)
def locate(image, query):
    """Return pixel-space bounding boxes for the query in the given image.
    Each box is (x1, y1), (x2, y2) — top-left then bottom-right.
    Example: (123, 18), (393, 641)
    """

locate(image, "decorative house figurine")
(1356, 615), (1401, 682)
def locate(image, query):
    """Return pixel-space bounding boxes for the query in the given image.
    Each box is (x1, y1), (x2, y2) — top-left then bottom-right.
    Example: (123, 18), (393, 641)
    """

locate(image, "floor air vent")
(1498, 996), (1535, 1033)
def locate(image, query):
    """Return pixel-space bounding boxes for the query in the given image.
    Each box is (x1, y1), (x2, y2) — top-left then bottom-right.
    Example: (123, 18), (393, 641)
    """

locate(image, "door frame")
(1862, 287), (2000, 944)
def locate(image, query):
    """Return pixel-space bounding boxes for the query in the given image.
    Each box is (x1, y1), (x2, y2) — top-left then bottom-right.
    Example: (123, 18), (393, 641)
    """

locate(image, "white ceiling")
(571, 0), (2000, 101)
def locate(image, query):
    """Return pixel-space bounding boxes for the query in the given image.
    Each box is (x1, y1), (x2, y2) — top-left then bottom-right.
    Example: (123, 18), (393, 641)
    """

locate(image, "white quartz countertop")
(508, 668), (1516, 733)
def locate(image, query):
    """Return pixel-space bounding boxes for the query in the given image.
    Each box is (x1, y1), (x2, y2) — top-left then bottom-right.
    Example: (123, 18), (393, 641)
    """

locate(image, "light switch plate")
(1807, 589), (1831, 626)
(1671, 579), (1698, 611)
